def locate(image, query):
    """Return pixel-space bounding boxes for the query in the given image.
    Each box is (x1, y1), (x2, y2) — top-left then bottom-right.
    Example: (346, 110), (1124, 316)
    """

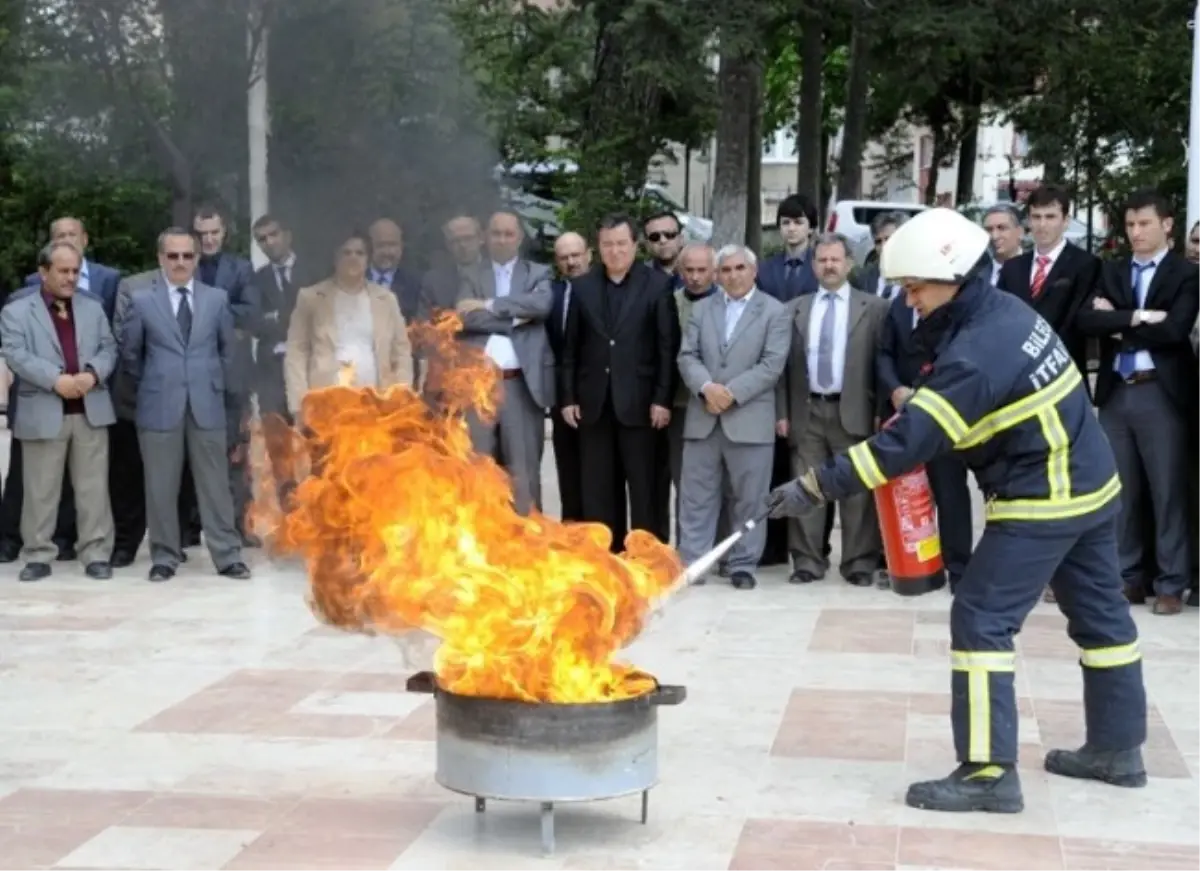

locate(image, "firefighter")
(767, 208), (1147, 814)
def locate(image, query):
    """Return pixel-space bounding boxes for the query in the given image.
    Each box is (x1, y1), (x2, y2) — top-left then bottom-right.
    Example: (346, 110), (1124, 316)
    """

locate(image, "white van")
(826, 199), (928, 265)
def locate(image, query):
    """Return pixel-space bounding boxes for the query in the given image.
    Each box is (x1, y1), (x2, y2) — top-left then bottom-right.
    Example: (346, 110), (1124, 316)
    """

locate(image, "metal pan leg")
(540, 802), (555, 855)
(641, 789), (649, 824)
(475, 797), (486, 813)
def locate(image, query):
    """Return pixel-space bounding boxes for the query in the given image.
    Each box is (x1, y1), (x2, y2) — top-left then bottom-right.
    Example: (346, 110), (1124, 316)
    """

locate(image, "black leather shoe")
(55, 544), (76, 562)
(906, 764), (1024, 813)
(110, 550), (136, 568)
(0, 541), (20, 563)
(846, 572), (874, 587)
(1044, 744), (1147, 788)
(85, 562), (113, 580)
(19, 562), (52, 582)
(788, 569), (820, 584)
(730, 571), (757, 590)
(219, 562), (252, 580)
(148, 564), (175, 582)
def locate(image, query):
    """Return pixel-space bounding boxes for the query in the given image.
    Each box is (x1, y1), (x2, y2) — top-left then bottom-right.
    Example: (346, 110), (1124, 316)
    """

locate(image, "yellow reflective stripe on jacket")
(957, 366), (1081, 449)
(848, 442), (887, 490)
(1080, 642), (1141, 669)
(1038, 408), (1071, 500)
(908, 389), (969, 443)
(951, 650), (1015, 762)
(986, 474), (1121, 523)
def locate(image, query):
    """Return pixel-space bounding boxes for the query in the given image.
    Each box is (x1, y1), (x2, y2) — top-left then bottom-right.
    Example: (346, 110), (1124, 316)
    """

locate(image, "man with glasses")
(643, 211), (685, 289)
(120, 227), (250, 583)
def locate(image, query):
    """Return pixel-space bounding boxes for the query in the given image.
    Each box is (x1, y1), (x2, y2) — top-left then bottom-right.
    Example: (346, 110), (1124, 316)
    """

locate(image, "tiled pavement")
(0, 431), (1197, 869)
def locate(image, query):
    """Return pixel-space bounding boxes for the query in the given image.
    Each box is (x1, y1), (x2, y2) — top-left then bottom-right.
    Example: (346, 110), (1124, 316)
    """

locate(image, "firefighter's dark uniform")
(794, 275), (1148, 810)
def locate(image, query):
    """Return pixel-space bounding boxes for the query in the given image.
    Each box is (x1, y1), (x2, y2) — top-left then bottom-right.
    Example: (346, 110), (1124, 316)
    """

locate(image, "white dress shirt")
(78, 259), (91, 292)
(722, 288), (755, 341)
(1113, 246), (1169, 374)
(806, 283), (851, 394)
(162, 274), (195, 315)
(484, 259), (521, 371)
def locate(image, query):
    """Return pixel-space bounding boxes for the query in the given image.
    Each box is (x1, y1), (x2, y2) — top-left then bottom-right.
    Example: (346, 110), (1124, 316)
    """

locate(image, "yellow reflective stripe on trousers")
(951, 650), (1015, 763)
(848, 442), (887, 490)
(1037, 407), (1071, 500)
(908, 389), (969, 443)
(956, 366), (1082, 450)
(1080, 642), (1142, 669)
(986, 474), (1122, 523)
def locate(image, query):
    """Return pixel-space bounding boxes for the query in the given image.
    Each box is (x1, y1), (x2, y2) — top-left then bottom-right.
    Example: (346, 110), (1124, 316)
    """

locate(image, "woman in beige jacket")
(284, 229), (414, 418)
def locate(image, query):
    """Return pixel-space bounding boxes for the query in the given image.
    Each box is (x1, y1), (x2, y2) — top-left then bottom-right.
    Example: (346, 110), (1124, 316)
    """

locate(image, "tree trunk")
(710, 48), (758, 246)
(836, 5), (871, 200)
(744, 60), (764, 253)
(795, 6), (825, 204)
(955, 117), (979, 205)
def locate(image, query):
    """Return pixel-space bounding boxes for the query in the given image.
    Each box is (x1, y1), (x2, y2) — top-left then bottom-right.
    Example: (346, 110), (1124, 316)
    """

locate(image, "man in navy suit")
(23, 217), (121, 320)
(192, 205), (259, 546)
(875, 291), (974, 589)
(758, 194), (820, 302)
(758, 193), (825, 564)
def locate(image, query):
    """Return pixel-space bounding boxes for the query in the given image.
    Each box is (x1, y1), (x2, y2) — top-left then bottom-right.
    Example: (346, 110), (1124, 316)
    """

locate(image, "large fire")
(248, 312), (683, 704)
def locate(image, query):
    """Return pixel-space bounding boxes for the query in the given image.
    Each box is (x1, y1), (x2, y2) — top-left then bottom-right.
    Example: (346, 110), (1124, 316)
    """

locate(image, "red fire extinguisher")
(873, 415), (947, 596)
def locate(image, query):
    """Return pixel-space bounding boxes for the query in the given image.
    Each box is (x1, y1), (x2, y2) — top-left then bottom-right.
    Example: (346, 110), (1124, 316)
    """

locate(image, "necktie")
(816, 292), (836, 390)
(176, 287), (193, 343)
(1116, 261), (1155, 379)
(785, 258), (803, 298)
(275, 265), (291, 293)
(52, 300), (69, 320)
(1030, 255), (1050, 299)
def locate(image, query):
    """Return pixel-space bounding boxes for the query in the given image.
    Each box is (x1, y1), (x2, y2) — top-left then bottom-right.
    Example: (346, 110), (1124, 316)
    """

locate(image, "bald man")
(455, 211), (554, 514)
(368, 218), (421, 376)
(547, 232), (592, 522)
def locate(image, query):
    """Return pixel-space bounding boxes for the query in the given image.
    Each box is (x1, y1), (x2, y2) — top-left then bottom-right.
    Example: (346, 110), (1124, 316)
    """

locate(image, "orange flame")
(248, 312), (682, 703)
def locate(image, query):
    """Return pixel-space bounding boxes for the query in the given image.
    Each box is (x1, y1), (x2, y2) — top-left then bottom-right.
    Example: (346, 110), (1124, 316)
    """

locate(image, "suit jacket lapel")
(153, 277), (185, 348)
(613, 266), (645, 335)
(793, 295), (812, 376)
(847, 292), (868, 342)
(478, 262), (496, 300)
(1042, 246), (1072, 291)
(30, 296), (65, 359)
(725, 291), (764, 351)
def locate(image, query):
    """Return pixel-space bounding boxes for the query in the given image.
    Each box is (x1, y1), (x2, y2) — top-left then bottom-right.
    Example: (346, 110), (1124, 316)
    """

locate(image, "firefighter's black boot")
(1044, 744), (1147, 788)
(905, 763), (1024, 813)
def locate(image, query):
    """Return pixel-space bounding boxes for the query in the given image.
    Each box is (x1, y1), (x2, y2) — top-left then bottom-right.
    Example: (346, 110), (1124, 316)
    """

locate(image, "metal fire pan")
(405, 671), (686, 803)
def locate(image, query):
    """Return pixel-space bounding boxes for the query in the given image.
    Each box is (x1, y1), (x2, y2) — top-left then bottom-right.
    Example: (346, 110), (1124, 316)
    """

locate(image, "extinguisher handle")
(881, 412), (901, 430)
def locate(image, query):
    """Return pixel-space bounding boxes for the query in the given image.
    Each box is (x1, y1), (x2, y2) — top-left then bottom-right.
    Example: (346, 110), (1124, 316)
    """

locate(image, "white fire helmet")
(880, 207), (991, 285)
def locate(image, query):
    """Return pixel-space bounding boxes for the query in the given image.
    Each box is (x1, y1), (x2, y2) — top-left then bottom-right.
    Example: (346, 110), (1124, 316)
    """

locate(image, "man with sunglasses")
(120, 228), (250, 583)
(643, 211), (685, 543)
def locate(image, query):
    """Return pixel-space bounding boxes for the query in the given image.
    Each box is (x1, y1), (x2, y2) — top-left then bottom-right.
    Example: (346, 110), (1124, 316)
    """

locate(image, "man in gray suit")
(677, 244), (791, 590)
(0, 242), (118, 581)
(120, 227), (250, 582)
(455, 210), (554, 514)
(782, 232), (888, 587)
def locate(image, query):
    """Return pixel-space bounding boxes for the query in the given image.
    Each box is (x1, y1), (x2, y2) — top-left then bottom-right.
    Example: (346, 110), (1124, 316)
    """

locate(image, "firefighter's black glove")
(766, 469), (826, 518)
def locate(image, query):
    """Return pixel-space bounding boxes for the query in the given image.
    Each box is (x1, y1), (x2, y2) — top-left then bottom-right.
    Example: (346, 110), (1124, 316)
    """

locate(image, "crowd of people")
(0, 187), (1196, 616)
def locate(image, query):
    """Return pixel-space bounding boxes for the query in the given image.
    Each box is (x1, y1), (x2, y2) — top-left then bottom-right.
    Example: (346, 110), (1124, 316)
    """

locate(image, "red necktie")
(1030, 255), (1050, 299)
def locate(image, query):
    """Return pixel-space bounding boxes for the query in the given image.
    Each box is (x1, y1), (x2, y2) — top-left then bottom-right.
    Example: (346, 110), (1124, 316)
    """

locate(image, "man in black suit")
(1077, 189), (1199, 616)
(559, 215), (679, 550)
(875, 292), (973, 590)
(546, 231), (592, 523)
(997, 185), (1099, 398)
(250, 215), (316, 419)
(368, 218), (422, 380)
